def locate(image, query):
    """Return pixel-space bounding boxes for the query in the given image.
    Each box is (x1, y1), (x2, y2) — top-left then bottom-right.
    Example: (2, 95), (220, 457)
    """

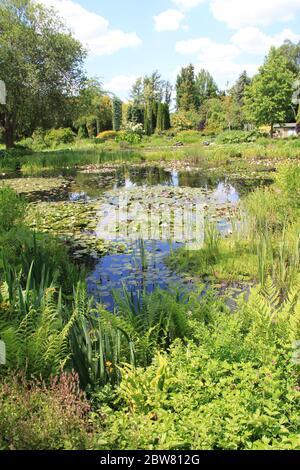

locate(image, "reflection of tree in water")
(227, 177), (273, 197)
(178, 171), (219, 189)
(126, 166), (173, 186)
(74, 166), (273, 200)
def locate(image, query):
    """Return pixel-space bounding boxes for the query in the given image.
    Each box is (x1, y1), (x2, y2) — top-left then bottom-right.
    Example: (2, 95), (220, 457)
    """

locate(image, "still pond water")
(67, 166), (264, 310)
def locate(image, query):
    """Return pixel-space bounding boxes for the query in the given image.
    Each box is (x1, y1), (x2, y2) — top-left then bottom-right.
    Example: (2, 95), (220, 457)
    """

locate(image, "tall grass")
(0, 148), (142, 174)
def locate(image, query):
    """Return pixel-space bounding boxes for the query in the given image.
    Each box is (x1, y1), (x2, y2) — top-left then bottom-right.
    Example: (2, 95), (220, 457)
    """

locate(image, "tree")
(162, 103), (171, 131)
(198, 98), (227, 134)
(144, 101), (153, 136)
(130, 78), (144, 107)
(229, 71), (251, 129)
(0, 0), (86, 148)
(277, 40), (300, 76)
(156, 103), (171, 132)
(163, 81), (173, 107)
(130, 72), (171, 135)
(244, 48), (294, 137)
(231, 71), (251, 107)
(195, 69), (218, 108)
(176, 64), (197, 112)
(112, 97), (123, 131)
(75, 79), (113, 137)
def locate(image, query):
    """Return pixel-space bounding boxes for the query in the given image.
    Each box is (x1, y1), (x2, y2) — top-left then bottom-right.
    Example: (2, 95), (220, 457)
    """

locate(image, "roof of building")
(274, 123), (297, 129)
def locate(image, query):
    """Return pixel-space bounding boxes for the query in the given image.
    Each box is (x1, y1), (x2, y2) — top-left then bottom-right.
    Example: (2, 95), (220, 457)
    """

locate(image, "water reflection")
(87, 240), (184, 311)
(72, 165), (268, 200)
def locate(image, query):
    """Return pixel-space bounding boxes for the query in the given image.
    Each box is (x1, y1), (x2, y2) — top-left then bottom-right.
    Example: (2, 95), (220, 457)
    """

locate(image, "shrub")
(0, 188), (24, 232)
(96, 130), (118, 141)
(44, 128), (75, 147)
(215, 130), (262, 144)
(0, 280), (77, 378)
(276, 164), (300, 208)
(94, 279), (300, 450)
(0, 372), (92, 450)
(31, 128), (46, 149)
(171, 111), (201, 131)
(175, 130), (201, 143)
(116, 123), (144, 144)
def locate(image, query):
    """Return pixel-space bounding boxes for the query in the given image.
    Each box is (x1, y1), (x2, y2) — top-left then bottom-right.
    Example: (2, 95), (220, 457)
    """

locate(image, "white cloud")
(231, 27), (300, 55)
(154, 9), (186, 32)
(172, 0), (206, 10)
(210, 0), (300, 29)
(38, 0), (142, 56)
(175, 36), (259, 89)
(104, 75), (138, 97)
(194, 61), (258, 88)
(175, 24), (300, 88)
(176, 37), (240, 62)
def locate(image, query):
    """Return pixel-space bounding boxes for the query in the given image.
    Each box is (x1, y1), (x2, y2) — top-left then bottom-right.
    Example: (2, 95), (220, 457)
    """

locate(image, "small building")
(274, 123), (298, 138)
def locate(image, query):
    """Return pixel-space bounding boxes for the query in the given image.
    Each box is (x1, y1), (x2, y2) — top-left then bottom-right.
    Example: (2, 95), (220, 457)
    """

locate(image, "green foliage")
(0, 372), (92, 450)
(215, 130), (263, 144)
(31, 128), (47, 149)
(112, 97), (123, 132)
(195, 69), (219, 106)
(44, 128), (75, 148)
(0, 187), (24, 232)
(96, 130), (118, 141)
(75, 82), (112, 137)
(276, 164), (300, 208)
(113, 287), (191, 367)
(176, 64), (198, 112)
(229, 71), (251, 129)
(0, 0), (86, 148)
(95, 280), (300, 450)
(116, 123), (144, 145)
(68, 284), (136, 389)
(156, 103), (171, 132)
(199, 98), (227, 134)
(0, 271), (77, 378)
(175, 130), (201, 143)
(171, 110), (200, 131)
(69, 285), (192, 389)
(244, 48), (295, 135)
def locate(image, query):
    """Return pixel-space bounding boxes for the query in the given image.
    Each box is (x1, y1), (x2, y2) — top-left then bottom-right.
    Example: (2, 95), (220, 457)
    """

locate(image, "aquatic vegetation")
(25, 201), (126, 259)
(96, 184), (238, 245)
(1, 144), (300, 450)
(0, 177), (70, 201)
(2, 148), (141, 174)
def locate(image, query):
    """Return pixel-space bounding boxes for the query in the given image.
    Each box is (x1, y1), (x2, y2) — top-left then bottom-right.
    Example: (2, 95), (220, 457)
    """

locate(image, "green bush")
(171, 111), (201, 131)
(215, 130), (263, 144)
(276, 164), (300, 208)
(94, 279), (300, 450)
(116, 123), (144, 145)
(175, 130), (202, 143)
(0, 188), (24, 232)
(44, 128), (75, 147)
(31, 128), (47, 149)
(0, 372), (92, 450)
(96, 130), (118, 141)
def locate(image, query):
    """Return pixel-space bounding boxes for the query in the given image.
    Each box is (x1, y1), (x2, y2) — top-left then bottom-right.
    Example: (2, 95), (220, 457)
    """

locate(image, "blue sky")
(40, 0), (300, 99)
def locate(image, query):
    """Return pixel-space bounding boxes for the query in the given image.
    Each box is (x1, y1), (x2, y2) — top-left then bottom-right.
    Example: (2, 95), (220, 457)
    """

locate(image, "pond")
(69, 166), (264, 309)
(1, 164), (270, 310)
